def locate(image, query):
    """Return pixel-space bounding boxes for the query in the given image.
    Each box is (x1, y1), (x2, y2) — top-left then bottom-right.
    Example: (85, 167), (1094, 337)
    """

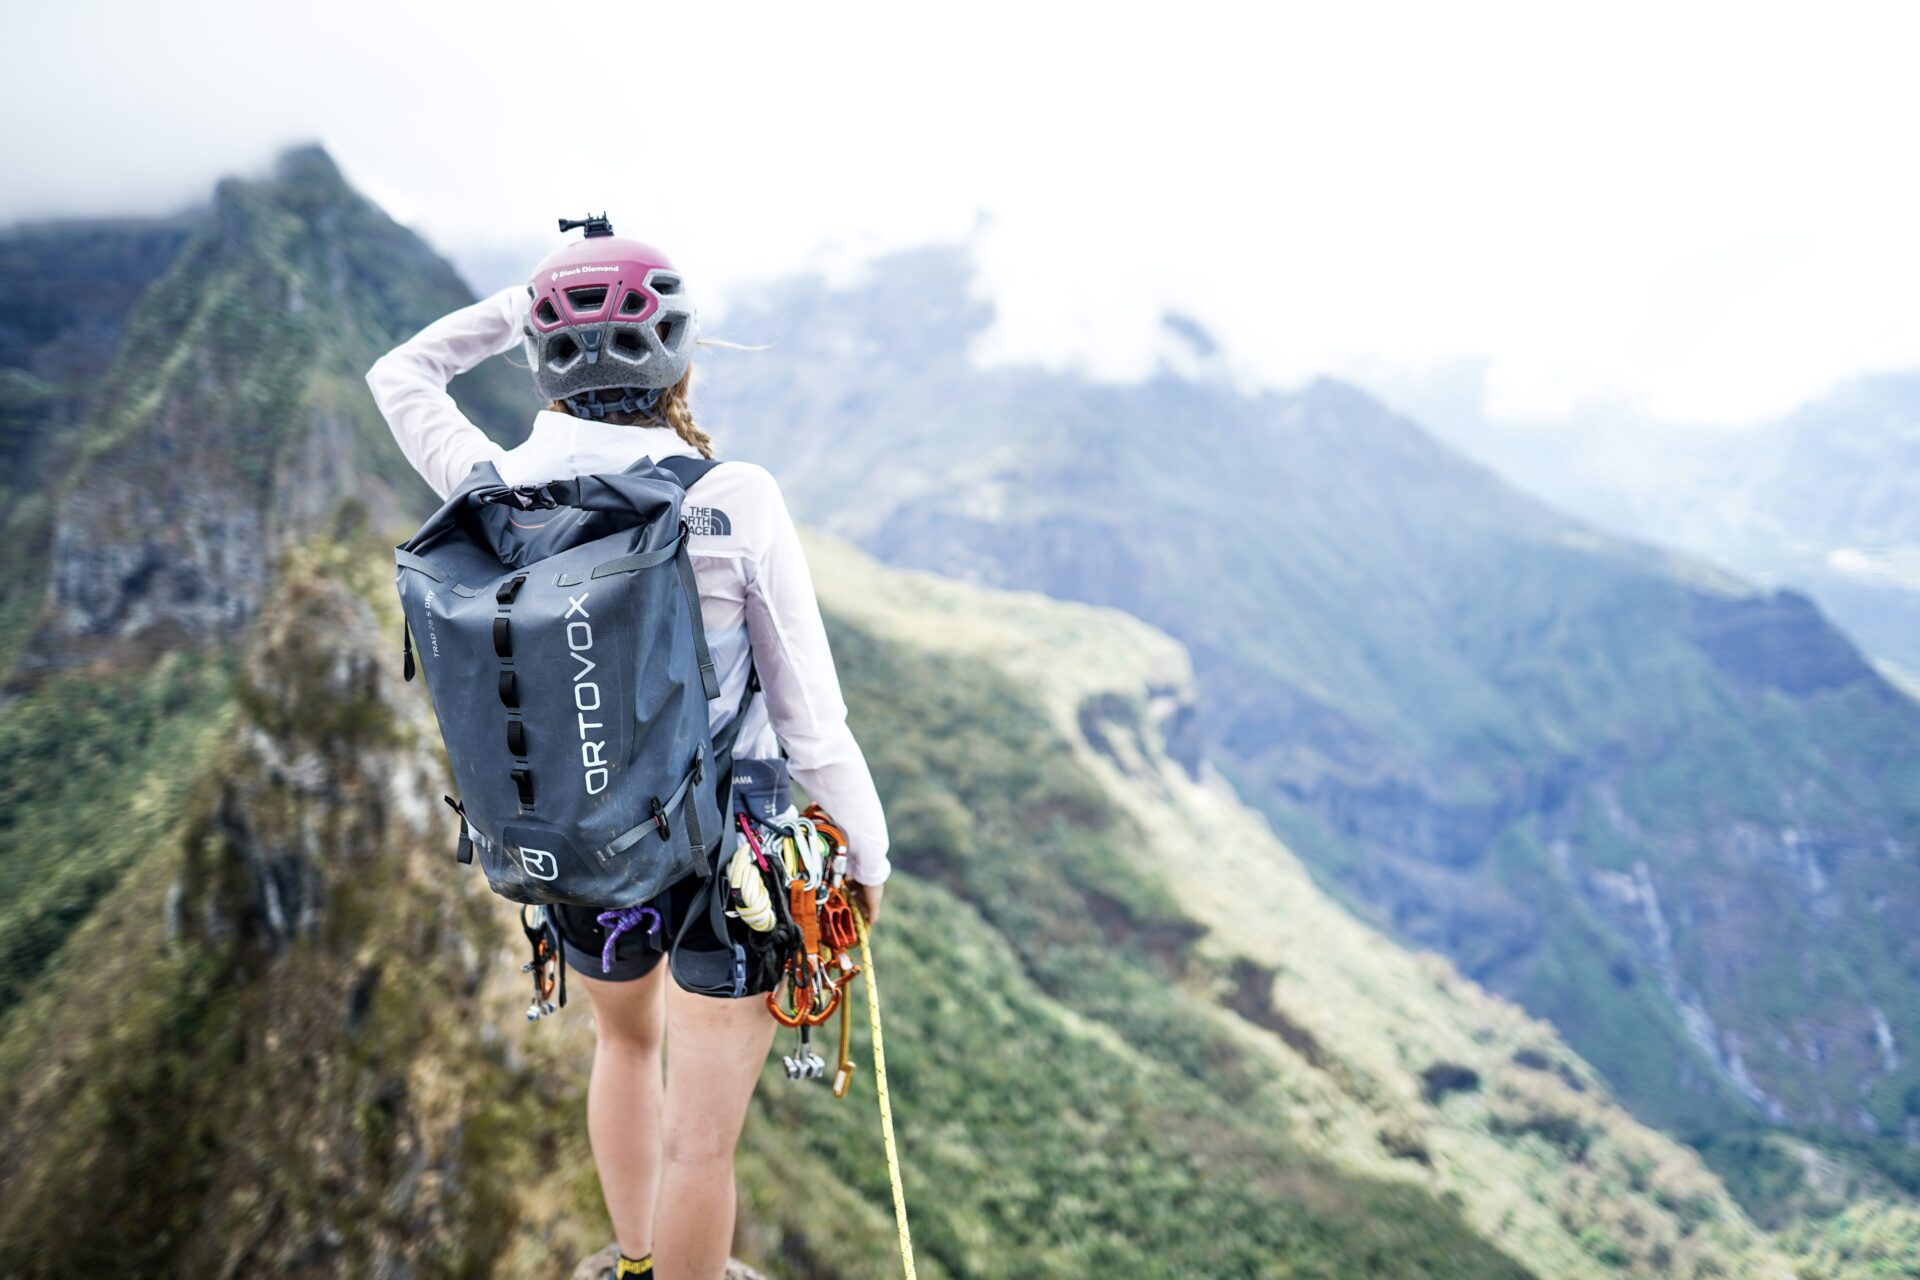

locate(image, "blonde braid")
(658, 370), (714, 459)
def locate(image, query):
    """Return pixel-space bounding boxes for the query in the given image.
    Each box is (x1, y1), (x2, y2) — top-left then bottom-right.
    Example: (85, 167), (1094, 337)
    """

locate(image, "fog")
(7, 0), (1918, 427)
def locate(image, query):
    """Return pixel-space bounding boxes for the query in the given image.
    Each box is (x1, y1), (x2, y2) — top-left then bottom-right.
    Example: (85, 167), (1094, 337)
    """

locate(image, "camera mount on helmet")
(557, 213), (615, 238)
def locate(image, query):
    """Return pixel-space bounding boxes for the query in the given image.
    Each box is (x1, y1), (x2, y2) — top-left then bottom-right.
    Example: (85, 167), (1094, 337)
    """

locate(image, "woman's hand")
(851, 880), (884, 928)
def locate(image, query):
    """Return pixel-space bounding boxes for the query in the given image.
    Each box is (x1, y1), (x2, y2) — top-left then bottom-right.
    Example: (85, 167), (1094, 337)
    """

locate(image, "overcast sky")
(7, 1), (1917, 428)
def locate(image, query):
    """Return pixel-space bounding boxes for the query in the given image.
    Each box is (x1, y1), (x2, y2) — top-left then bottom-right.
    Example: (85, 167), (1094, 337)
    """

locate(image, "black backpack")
(395, 455), (752, 915)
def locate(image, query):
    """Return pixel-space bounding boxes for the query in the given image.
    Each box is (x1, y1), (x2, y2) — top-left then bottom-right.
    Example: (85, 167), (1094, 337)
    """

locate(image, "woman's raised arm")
(366, 285), (525, 499)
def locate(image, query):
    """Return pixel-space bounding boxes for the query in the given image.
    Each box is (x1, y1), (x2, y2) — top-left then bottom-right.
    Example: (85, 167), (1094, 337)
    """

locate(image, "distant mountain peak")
(273, 142), (345, 182)
(1161, 310), (1218, 358)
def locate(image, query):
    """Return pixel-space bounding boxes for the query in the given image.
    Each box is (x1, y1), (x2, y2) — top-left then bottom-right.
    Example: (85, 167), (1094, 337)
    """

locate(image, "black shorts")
(554, 874), (702, 982)
(557, 757), (795, 989)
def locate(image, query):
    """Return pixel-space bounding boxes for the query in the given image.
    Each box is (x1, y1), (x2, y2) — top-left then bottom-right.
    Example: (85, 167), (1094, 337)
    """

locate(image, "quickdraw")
(737, 802), (864, 1085)
(519, 903), (566, 1022)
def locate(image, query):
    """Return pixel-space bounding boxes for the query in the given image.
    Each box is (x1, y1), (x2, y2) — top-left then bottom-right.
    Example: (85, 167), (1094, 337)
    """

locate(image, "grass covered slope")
(0, 529), (1797, 1278)
(0, 651), (234, 1015)
(806, 533), (1791, 1280)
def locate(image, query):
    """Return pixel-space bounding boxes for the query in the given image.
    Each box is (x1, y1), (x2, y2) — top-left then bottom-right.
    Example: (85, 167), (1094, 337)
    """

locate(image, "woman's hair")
(549, 366), (713, 459)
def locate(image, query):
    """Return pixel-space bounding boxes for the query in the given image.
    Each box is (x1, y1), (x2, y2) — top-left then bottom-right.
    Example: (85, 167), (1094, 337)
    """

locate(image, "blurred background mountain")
(0, 148), (1915, 1280)
(701, 248), (1920, 1142)
(1387, 375), (1920, 692)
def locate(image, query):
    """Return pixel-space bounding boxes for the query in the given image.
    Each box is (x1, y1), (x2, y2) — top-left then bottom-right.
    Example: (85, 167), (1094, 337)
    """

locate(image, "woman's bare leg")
(652, 983), (777, 1280)
(577, 963), (670, 1260)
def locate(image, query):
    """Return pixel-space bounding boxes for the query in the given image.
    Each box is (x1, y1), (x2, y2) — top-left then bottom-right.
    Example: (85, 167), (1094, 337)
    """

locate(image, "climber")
(367, 217), (891, 1280)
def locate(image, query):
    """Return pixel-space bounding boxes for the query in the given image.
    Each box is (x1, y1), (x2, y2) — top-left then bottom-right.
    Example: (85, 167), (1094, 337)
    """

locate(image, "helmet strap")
(565, 387), (665, 420)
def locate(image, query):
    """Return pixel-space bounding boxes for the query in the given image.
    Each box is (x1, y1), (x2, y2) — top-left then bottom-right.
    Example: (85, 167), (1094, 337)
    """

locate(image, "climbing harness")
(519, 904), (566, 1021)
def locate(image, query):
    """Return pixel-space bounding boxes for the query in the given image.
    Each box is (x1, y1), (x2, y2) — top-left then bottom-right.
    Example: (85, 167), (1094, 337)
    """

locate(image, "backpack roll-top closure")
(393, 455), (735, 910)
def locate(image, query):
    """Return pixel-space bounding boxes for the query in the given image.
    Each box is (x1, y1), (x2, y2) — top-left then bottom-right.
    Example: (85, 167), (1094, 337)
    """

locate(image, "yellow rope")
(854, 909), (917, 1280)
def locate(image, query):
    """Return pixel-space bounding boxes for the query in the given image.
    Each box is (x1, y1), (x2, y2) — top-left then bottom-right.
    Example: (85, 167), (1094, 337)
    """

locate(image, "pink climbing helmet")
(522, 214), (697, 415)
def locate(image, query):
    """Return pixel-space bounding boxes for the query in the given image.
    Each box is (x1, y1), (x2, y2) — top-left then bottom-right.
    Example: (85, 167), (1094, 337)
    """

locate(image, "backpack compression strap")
(654, 455), (723, 490)
(655, 455), (726, 703)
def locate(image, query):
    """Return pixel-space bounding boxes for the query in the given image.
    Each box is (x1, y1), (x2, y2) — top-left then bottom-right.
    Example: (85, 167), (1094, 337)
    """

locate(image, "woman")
(367, 223), (890, 1280)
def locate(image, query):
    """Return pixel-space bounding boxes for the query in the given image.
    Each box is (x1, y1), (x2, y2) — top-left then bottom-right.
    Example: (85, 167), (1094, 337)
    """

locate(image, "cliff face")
(0, 212), (199, 666)
(6, 146), (537, 675)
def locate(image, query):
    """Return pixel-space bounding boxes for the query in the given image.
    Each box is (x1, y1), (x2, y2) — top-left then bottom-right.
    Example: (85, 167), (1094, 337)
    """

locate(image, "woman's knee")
(580, 968), (666, 1052)
(661, 1117), (738, 1168)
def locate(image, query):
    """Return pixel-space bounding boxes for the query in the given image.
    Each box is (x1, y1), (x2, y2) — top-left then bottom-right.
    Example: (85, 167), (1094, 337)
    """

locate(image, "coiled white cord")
(726, 844), (778, 932)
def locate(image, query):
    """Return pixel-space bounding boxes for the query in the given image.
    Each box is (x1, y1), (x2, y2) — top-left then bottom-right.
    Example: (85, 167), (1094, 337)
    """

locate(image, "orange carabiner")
(820, 886), (859, 951)
(767, 966), (842, 1027)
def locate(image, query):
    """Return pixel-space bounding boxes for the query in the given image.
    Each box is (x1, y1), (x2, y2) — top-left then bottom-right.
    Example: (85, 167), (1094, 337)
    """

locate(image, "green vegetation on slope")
(807, 535), (1794, 1280)
(0, 214), (197, 671)
(4, 146), (540, 683)
(1778, 1200), (1920, 1280)
(755, 619), (1535, 1280)
(0, 649), (234, 1016)
(0, 535), (1546, 1278)
(62, 145), (534, 519)
(1690, 1128), (1920, 1280)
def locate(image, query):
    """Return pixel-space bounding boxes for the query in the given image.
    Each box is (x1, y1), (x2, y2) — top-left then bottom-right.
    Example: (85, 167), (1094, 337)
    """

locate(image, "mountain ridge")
(1396, 367), (1920, 681)
(1, 145), (537, 679)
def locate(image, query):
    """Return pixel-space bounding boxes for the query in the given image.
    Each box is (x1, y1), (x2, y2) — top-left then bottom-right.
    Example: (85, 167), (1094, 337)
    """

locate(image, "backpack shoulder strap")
(655, 455), (724, 490)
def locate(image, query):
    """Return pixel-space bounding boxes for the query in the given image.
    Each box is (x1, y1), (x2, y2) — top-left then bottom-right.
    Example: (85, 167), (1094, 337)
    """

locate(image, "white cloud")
(6, 0), (1918, 428)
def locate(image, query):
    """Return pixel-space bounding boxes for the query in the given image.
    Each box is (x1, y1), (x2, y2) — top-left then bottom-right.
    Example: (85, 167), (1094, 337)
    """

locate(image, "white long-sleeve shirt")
(366, 287), (891, 883)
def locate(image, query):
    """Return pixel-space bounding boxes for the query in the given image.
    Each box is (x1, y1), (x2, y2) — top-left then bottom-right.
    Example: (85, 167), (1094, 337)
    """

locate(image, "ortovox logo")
(522, 847), (560, 881)
(684, 505), (732, 537)
(565, 591), (610, 795)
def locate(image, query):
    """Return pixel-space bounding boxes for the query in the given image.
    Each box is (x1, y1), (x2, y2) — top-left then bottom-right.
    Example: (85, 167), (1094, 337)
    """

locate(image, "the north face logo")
(684, 505), (732, 537)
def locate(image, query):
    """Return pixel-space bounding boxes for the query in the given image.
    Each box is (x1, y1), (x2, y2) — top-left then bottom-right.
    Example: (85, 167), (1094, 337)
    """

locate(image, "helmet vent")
(565, 285), (609, 311)
(655, 318), (681, 347)
(547, 334), (580, 365)
(619, 289), (648, 315)
(611, 328), (645, 356)
(651, 274), (682, 296)
(535, 298), (560, 325)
